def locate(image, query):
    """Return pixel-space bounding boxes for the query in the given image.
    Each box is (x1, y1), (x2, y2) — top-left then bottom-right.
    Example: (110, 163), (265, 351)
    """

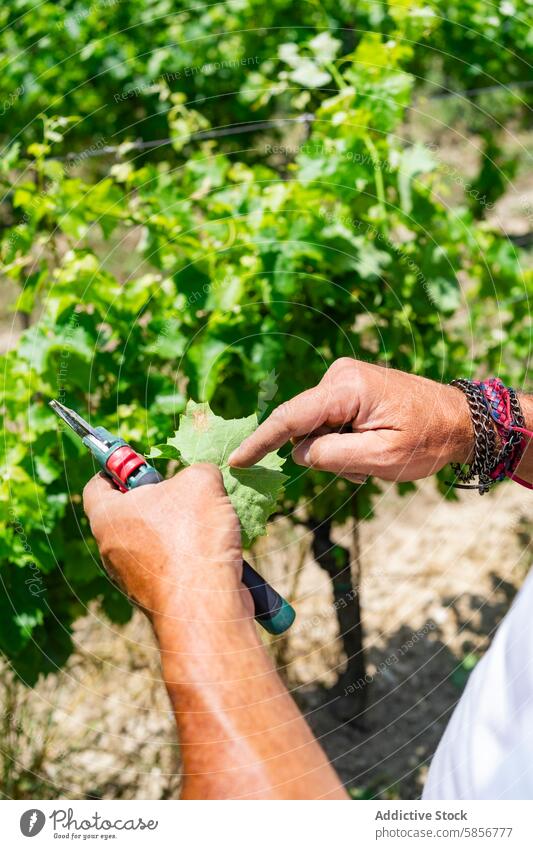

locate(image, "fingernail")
(228, 450), (239, 466)
(345, 474), (369, 484)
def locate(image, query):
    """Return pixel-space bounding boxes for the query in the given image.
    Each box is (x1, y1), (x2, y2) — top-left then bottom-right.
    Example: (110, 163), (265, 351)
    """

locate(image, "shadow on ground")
(296, 574), (519, 799)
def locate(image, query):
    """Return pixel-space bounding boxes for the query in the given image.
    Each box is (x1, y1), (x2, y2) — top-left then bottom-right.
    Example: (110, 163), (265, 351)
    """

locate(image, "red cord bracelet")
(475, 378), (533, 490)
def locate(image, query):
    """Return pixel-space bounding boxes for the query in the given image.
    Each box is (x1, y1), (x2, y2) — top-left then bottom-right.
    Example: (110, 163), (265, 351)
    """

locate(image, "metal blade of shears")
(49, 400), (110, 451)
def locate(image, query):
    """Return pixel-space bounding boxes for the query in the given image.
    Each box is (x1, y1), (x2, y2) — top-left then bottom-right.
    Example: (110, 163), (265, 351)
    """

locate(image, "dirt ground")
(256, 480), (532, 799)
(2, 479), (531, 800)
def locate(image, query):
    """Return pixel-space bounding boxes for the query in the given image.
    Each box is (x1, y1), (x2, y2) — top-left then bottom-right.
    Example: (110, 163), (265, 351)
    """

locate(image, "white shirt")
(423, 566), (533, 799)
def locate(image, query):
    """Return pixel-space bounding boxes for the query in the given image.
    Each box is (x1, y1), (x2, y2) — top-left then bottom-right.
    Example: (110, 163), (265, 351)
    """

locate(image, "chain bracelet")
(450, 379), (497, 493)
(450, 380), (528, 493)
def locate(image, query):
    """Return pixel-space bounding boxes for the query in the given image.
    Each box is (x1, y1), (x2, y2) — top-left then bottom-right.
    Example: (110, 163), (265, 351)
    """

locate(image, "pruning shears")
(50, 400), (295, 635)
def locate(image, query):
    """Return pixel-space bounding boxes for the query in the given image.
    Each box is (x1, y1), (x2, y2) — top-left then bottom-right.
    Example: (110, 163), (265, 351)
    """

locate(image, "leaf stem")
(363, 133), (388, 238)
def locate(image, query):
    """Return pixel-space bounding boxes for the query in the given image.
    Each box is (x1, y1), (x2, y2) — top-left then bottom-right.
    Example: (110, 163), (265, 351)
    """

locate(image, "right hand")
(83, 464), (251, 625)
(229, 358), (474, 483)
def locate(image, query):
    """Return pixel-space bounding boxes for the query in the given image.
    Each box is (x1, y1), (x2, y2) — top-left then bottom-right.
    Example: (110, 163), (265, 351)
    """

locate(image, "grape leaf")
(150, 401), (287, 547)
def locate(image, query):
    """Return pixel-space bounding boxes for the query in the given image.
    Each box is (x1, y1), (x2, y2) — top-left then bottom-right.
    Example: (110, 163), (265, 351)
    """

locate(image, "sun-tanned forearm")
(154, 613), (348, 800)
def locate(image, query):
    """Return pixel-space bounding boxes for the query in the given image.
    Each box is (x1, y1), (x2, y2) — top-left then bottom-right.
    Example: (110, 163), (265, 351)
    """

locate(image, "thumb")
(292, 431), (393, 477)
(83, 471), (122, 519)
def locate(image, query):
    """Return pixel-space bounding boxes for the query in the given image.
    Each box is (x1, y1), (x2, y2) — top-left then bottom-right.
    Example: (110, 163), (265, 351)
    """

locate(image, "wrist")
(154, 603), (261, 690)
(441, 384), (475, 465)
(443, 383), (533, 486)
(518, 395), (533, 430)
(515, 394), (533, 484)
(151, 570), (253, 648)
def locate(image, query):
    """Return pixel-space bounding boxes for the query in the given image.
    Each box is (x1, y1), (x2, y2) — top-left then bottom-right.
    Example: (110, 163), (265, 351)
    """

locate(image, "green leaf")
(398, 144), (435, 214)
(168, 401), (256, 466)
(278, 42), (302, 69)
(288, 60), (331, 89)
(426, 276), (462, 313)
(223, 465), (286, 548)
(155, 401), (286, 546)
(0, 142), (21, 174)
(147, 442), (181, 460)
(186, 338), (231, 401)
(0, 564), (46, 656)
(150, 392), (187, 416)
(354, 239), (391, 279)
(452, 653), (480, 691)
(309, 32), (342, 63)
(101, 587), (133, 625)
(145, 319), (187, 360)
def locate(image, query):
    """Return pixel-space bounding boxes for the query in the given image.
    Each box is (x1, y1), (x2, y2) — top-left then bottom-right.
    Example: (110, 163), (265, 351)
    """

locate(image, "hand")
(229, 358), (474, 482)
(83, 463), (251, 626)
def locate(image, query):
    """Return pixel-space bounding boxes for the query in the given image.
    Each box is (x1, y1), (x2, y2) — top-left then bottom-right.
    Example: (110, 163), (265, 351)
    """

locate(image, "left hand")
(229, 358), (473, 482)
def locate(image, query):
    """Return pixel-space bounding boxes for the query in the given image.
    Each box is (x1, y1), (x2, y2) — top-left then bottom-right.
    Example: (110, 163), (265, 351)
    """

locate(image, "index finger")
(228, 386), (329, 467)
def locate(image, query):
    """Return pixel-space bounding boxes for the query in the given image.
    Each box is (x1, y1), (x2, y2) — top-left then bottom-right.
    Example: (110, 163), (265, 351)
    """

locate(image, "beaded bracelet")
(450, 377), (532, 493)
